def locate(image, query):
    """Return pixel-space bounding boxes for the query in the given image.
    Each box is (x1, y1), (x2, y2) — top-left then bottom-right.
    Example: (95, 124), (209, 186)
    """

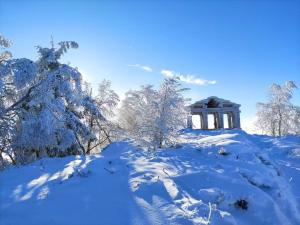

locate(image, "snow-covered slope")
(1, 129), (300, 225)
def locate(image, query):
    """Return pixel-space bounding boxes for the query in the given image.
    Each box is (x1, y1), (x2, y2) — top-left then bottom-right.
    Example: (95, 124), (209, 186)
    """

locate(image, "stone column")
(187, 115), (193, 128)
(228, 113), (233, 129)
(218, 112), (224, 129)
(233, 111), (241, 128)
(201, 112), (208, 129)
(213, 113), (218, 129)
(236, 111), (241, 128)
(199, 114), (203, 129)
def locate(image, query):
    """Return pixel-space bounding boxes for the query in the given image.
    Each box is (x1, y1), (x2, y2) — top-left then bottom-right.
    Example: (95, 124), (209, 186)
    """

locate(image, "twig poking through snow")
(40, 161), (45, 171)
(163, 168), (171, 178)
(104, 167), (114, 174)
(206, 202), (212, 225)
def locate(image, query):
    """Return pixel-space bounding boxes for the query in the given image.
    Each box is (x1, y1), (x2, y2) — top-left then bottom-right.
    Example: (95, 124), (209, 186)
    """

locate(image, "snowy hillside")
(1, 129), (300, 225)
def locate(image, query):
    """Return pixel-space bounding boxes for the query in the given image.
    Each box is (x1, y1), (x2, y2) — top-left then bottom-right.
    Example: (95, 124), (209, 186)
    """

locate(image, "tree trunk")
(278, 109), (282, 137)
(6, 152), (16, 165)
(86, 115), (94, 154)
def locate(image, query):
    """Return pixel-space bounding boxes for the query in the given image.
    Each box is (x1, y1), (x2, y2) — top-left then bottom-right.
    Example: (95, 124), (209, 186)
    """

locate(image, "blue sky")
(1, 0), (300, 127)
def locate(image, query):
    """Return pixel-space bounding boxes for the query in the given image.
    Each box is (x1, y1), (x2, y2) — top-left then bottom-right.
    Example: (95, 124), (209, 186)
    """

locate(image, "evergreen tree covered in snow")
(119, 78), (189, 150)
(12, 41), (104, 162)
(0, 37), (126, 167)
(256, 81), (300, 136)
(0, 35), (39, 165)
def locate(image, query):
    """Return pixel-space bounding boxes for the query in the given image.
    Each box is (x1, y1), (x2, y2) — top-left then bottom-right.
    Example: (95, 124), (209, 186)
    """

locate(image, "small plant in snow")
(76, 168), (92, 178)
(289, 148), (300, 158)
(218, 147), (230, 156)
(234, 199), (248, 210)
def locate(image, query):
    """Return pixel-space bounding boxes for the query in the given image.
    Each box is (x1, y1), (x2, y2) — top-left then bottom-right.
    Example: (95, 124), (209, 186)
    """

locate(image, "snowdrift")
(1, 129), (300, 225)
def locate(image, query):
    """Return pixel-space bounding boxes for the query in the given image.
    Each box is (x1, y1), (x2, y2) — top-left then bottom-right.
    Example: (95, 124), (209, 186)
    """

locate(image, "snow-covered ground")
(1, 129), (300, 225)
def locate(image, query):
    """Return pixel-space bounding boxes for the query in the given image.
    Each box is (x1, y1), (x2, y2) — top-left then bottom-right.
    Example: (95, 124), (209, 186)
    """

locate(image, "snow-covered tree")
(119, 85), (158, 147)
(288, 105), (300, 135)
(256, 81), (299, 136)
(119, 78), (189, 149)
(94, 80), (120, 146)
(0, 34), (12, 63)
(96, 79), (120, 118)
(155, 78), (189, 148)
(9, 41), (104, 163)
(0, 35), (39, 166)
(83, 80), (120, 154)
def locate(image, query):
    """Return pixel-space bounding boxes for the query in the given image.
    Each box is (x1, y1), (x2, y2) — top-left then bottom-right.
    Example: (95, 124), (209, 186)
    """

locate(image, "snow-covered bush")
(119, 78), (189, 150)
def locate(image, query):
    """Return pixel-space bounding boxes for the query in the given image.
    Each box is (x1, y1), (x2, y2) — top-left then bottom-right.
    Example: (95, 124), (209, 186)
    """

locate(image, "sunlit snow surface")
(1, 129), (300, 225)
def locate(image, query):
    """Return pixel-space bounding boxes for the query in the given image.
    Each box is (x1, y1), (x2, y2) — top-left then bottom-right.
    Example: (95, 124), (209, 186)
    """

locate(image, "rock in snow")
(1, 129), (300, 225)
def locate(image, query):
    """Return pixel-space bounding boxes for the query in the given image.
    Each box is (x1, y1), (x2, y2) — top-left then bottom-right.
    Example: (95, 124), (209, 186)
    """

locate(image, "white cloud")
(161, 69), (174, 78)
(161, 69), (216, 86)
(179, 75), (216, 85)
(128, 64), (153, 72)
